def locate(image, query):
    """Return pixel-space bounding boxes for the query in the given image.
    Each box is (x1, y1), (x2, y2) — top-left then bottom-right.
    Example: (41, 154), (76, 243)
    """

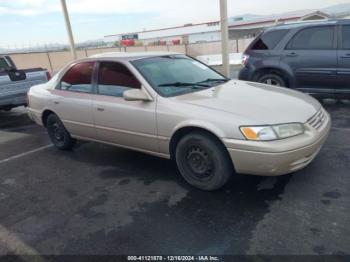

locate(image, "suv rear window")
(251, 29), (289, 50)
(287, 26), (335, 50)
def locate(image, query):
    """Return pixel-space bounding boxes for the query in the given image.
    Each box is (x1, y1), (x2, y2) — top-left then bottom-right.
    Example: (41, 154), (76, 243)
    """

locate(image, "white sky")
(0, 0), (349, 46)
(1, 0), (350, 19)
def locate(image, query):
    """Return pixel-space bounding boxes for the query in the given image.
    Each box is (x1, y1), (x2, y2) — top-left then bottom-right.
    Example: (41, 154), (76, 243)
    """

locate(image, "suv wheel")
(258, 73), (286, 87)
(46, 114), (76, 150)
(175, 132), (233, 191)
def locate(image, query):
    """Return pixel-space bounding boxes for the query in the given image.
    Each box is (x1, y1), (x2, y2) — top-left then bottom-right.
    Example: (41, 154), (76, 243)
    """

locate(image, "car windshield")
(131, 55), (228, 97)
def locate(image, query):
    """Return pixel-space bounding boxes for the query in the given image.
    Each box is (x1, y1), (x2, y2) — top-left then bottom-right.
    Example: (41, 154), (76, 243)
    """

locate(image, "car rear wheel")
(175, 132), (233, 191)
(46, 114), (76, 150)
(258, 73), (286, 87)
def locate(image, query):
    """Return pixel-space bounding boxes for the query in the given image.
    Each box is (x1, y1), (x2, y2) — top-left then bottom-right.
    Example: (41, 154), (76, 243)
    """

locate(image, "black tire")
(257, 73), (286, 87)
(175, 132), (233, 191)
(46, 114), (76, 150)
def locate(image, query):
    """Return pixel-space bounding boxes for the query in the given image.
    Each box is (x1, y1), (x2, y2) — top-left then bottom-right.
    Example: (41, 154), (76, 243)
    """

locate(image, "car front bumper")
(223, 109), (331, 176)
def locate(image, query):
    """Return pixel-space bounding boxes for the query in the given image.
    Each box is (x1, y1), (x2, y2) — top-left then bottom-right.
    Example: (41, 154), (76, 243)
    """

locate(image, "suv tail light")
(46, 71), (52, 80)
(242, 54), (250, 67)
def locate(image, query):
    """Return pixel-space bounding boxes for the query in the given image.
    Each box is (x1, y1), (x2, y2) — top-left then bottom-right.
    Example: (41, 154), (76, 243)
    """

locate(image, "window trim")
(285, 25), (337, 51)
(56, 61), (96, 94)
(95, 60), (142, 98)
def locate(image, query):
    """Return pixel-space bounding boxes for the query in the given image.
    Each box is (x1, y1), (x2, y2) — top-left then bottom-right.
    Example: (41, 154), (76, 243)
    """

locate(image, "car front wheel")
(46, 114), (76, 150)
(175, 132), (233, 191)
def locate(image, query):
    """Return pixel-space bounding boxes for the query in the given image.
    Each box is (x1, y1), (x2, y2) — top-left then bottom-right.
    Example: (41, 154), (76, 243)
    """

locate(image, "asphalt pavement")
(0, 99), (349, 257)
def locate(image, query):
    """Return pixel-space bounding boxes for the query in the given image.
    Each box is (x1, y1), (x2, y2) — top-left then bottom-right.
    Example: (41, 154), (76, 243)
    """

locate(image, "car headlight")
(240, 123), (305, 141)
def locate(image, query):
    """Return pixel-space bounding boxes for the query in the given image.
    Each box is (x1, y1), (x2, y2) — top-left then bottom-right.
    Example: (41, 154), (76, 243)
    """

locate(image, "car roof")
(58, 51), (184, 72)
(89, 51), (181, 61)
(266, 19), (348, 31)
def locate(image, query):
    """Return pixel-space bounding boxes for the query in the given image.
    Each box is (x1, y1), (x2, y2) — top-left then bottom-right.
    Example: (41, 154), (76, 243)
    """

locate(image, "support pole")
(60, 0), (77, 60)
(220, 0), (230, 77)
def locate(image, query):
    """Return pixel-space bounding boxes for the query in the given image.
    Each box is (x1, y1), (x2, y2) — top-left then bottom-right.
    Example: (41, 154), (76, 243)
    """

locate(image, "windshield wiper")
(158, 82), (210, 88)
(197, 78), (229, 84)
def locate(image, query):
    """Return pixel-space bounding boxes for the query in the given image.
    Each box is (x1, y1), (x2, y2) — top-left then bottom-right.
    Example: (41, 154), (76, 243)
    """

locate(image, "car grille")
(307, 109), (326, 130)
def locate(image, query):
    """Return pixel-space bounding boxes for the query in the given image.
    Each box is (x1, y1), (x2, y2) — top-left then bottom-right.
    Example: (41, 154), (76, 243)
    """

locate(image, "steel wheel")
(186, 146), (215, 181)
(51, 120), (65, 146)
(46, 114), (76, 150)
(175, 131), (233, 191)
(263, 78), (281, 86)
(257, 73), (286, 87)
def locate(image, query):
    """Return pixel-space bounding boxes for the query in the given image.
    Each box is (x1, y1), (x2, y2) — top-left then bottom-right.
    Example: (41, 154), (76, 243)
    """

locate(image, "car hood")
(172, 80), (321, 125)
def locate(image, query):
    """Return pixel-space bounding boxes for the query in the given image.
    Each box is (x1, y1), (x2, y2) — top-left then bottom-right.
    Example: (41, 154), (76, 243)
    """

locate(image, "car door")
(92, 61), (158, 153)
(281, 25), (337, 96)
(49, 61), (96, 139)
(336, 24), (350, 96)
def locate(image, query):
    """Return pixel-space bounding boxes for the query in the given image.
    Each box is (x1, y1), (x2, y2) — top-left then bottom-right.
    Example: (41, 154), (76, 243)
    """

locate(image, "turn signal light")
(240, 127), (258, 140)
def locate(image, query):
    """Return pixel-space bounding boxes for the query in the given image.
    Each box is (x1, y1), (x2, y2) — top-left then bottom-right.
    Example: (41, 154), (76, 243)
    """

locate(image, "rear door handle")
(286, 52), (298, 57)
(54, 101), (59, 105)
(96, 107), (105, 112)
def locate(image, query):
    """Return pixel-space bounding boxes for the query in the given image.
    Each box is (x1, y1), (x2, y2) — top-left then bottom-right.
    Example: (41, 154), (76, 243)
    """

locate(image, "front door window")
(97, 62), (141, 97)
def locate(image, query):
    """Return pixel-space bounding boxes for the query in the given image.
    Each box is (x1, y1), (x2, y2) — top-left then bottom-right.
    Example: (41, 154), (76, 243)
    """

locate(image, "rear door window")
(286, 26), (335, 50)
(251, 30), (289, 50)
(341, 25), (350, 50)
(60, 62), (95, 93)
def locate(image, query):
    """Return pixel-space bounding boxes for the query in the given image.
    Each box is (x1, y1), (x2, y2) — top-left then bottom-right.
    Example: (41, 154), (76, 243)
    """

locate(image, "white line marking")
(0, 144), (53, 165)
(2, 124), (36, 132)
(0, 224), (45, 260)
(332, 127), (350, 132)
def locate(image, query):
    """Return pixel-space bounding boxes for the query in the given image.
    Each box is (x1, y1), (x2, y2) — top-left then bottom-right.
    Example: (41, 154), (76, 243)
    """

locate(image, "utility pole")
(220, 0), (230, 77)
(60, 0), (77, 60)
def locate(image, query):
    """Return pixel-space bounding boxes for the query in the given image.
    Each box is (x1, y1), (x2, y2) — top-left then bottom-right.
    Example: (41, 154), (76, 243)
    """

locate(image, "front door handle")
(96, 107), (105, 112)
(286, 52), (298, 57)
(54, 101), (59, 105)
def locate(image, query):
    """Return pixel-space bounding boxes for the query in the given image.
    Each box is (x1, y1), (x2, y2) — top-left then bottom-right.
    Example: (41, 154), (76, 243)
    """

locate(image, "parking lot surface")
(0, 100), (349, 256)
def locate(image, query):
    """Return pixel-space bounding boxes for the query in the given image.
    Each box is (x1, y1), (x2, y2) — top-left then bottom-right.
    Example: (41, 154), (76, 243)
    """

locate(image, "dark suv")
(238, 20), (350, 98)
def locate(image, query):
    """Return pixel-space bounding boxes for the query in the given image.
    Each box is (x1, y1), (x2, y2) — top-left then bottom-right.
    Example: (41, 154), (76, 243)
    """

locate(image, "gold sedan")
(27, 52), (331, 190)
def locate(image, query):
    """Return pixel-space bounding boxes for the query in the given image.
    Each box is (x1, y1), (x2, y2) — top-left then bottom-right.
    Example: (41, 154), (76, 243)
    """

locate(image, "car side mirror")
(123, 89), (151, 101)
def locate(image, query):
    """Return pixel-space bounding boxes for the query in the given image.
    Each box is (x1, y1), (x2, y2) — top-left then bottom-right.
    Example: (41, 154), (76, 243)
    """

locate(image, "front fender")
(171, 119), (226, 139)
(158, 119), (228, 156)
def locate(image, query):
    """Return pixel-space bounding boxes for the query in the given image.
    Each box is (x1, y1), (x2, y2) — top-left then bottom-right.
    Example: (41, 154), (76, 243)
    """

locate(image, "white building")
(104, 9), (347, 45)
(104, 21), (221, 45)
